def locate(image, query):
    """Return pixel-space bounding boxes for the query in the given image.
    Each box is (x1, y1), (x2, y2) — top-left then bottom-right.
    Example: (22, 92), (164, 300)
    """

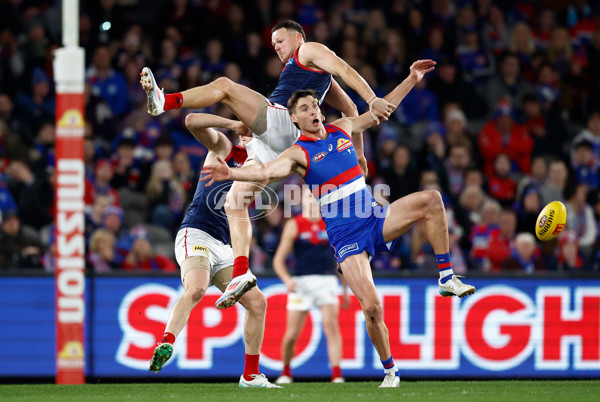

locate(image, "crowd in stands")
(2, 0), (600, 274)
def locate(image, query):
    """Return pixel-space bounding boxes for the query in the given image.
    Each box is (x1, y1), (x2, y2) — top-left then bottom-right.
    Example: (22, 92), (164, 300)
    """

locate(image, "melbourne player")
(200, 60), (476, 388)
(140, 20), (394, 310)
(148, 113), (281, 388)
(272, 187), (348, 384)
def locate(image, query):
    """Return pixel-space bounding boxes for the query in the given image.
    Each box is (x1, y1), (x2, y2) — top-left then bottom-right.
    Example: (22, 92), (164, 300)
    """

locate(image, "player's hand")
(409, 59), (436, 83)
(200, 156), (230, 186)
(369, 98), (395, 124)
(358, 155), (369, 179)
(231, 121), (253, 138)
(284, 278), (297, 293)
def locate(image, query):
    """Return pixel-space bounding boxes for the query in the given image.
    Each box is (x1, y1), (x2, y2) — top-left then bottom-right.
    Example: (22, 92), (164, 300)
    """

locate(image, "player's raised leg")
(319, 303), (344, 383)
(212, 269), (282, 388)
(382, 190), (475, 298)
(215, 175), (267, 309)
(339, 252), (399, 388)
(149, 257), (210, 373)
(140, 67), (265, 133)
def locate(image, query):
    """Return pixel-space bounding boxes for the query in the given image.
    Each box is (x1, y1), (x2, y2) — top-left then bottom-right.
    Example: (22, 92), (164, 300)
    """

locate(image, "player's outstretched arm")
(185, 113), (252, 153)
(272, 218), (299, 293)
(300, 42), (394, 122)
(345, 59), (437, 134)
(201, 145), (306, 186)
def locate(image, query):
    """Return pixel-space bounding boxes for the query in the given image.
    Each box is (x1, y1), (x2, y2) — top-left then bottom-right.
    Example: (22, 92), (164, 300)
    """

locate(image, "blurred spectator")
(16, 68), (55, 128)
(85, 195), (111, 245)
(427, 58), (486, 119)
(84, 158), (120, 209)
(378, 29), (406, 83)
(445, 143), (472, 198)
(488, 208), (518, 272)
(557, 230), (585, 271)
(0, 120), (28, 165)
(110, 138), (143, 192)
(482, 6), (510, 56)
(145, 159), (185, 231)
(443, 105), (472, 148)
(546, 27), (573, 77)
(381, 145), (419, 202)
(86, 46), (128, 117)
(87, 228), (118, 273)
(501, 232), (545, 273)
(488, 153), (517, 207)
(565, 182), (597, 259)
(571, 139), (599, 190)
(485, 52), (534, 115)
(6, 159), (52, 230)
(455, 184), (487, 250)
(0, 180), (17, 217)
(540, 159), (568, 205)
(0, 211), (43, 270)
(516, 184), (543, 236)
(394, 78), (439, 128)
(172, 151), (198, 204)
(0, 93), (35, 145)
(520, 93), (554, 157)
(417, 122), (447, 190)
(202, 38), (228, 80)
(517, 155), (547, 199)
(508, 22), (536, 72)
(478, 99), (533, 176)
(122, 227), (177, 272)
(101, 205), (129, 265)
(29, 121), (55, 176)
(455, 28), (495, 89)
(469, 199), (501, 271)
(534, 9), (556, 51)
(571, 111), (600, 167)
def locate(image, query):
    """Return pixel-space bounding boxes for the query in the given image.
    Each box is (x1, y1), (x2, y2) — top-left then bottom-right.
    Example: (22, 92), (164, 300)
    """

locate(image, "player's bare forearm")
(185, 113), (249, 151)
(384, 76), (418, 109)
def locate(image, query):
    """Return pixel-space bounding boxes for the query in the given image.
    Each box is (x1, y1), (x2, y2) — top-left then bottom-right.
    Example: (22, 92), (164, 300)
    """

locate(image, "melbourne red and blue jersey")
(293, 215), (336, 276)
(180, 145), (247, 244)
(268, 47), (332, 106)
(294, 124), (374, 229)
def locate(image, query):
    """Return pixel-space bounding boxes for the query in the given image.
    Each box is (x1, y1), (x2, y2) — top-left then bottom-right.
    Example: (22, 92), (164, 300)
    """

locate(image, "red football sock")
(331, 366), (342, 379)
(232, 256), (249, 278)
(243, 353), (260, 381)
(164, 93), (183, 111)
(160, 332), (175, 345)
(282, 364), (292, 377)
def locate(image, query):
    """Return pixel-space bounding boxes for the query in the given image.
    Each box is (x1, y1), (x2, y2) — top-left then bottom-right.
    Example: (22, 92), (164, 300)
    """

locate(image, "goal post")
(53, 0), (86, 385)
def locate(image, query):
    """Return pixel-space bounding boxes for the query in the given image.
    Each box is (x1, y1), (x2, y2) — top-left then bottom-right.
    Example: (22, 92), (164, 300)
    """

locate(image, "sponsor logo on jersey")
(312, 152), (327, 162)
(337, 138), (352, 152)
(338, 243), (358, 257)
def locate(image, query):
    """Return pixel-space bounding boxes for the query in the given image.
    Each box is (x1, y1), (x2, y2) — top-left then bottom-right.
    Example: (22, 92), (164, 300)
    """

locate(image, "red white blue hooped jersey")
(294, 124), (375, 229)
(268, 47), (332, 106)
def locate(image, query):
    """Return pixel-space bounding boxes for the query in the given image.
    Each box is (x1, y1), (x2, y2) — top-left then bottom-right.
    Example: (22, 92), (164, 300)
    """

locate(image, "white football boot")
(331, 377), (345, 383)
(140, 67), (165, 116)
(275, 375), (293, 384)
(239, 374), (283, 388)
(379, 372), (400, 388)
(438, 275), (476, 298)
(216, 270), (257, 309)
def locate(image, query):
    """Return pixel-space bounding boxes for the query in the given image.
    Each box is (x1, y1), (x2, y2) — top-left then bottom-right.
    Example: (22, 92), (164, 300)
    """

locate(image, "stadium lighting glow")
(100, 21), (111, 31)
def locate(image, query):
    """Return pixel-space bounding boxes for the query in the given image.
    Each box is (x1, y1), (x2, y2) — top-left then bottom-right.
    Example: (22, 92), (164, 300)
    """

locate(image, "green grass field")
(1, 381), (600, 401)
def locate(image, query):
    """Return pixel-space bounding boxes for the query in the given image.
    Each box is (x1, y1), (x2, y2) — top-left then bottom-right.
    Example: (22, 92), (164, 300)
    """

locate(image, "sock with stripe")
(381, 356), (398, 375)
(243, 353), (260, 381)
(159, 332), (175, 345)
(232, 256), (249, 278)
(164, 93), (183, 111)
(282, 364), (292, 377)
(436, 252), (454, 284)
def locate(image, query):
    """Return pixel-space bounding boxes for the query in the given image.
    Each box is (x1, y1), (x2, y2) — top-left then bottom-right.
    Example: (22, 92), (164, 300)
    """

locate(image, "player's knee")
(424, 190), (444, 212)
(322, 320), (340, 337)
(214, 77), (234, 97)
(185, 285), (207, 304)
(363, 301), (383, 322)
(184, 113), (198, 131)
(246, 291), (267, 316)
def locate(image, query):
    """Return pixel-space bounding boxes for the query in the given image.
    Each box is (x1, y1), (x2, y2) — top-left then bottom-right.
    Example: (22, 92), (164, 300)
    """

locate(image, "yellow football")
(535, 201), (567, 241)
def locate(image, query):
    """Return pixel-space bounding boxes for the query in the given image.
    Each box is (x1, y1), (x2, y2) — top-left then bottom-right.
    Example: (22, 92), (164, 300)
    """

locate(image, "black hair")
(271, 20), (307, 42)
